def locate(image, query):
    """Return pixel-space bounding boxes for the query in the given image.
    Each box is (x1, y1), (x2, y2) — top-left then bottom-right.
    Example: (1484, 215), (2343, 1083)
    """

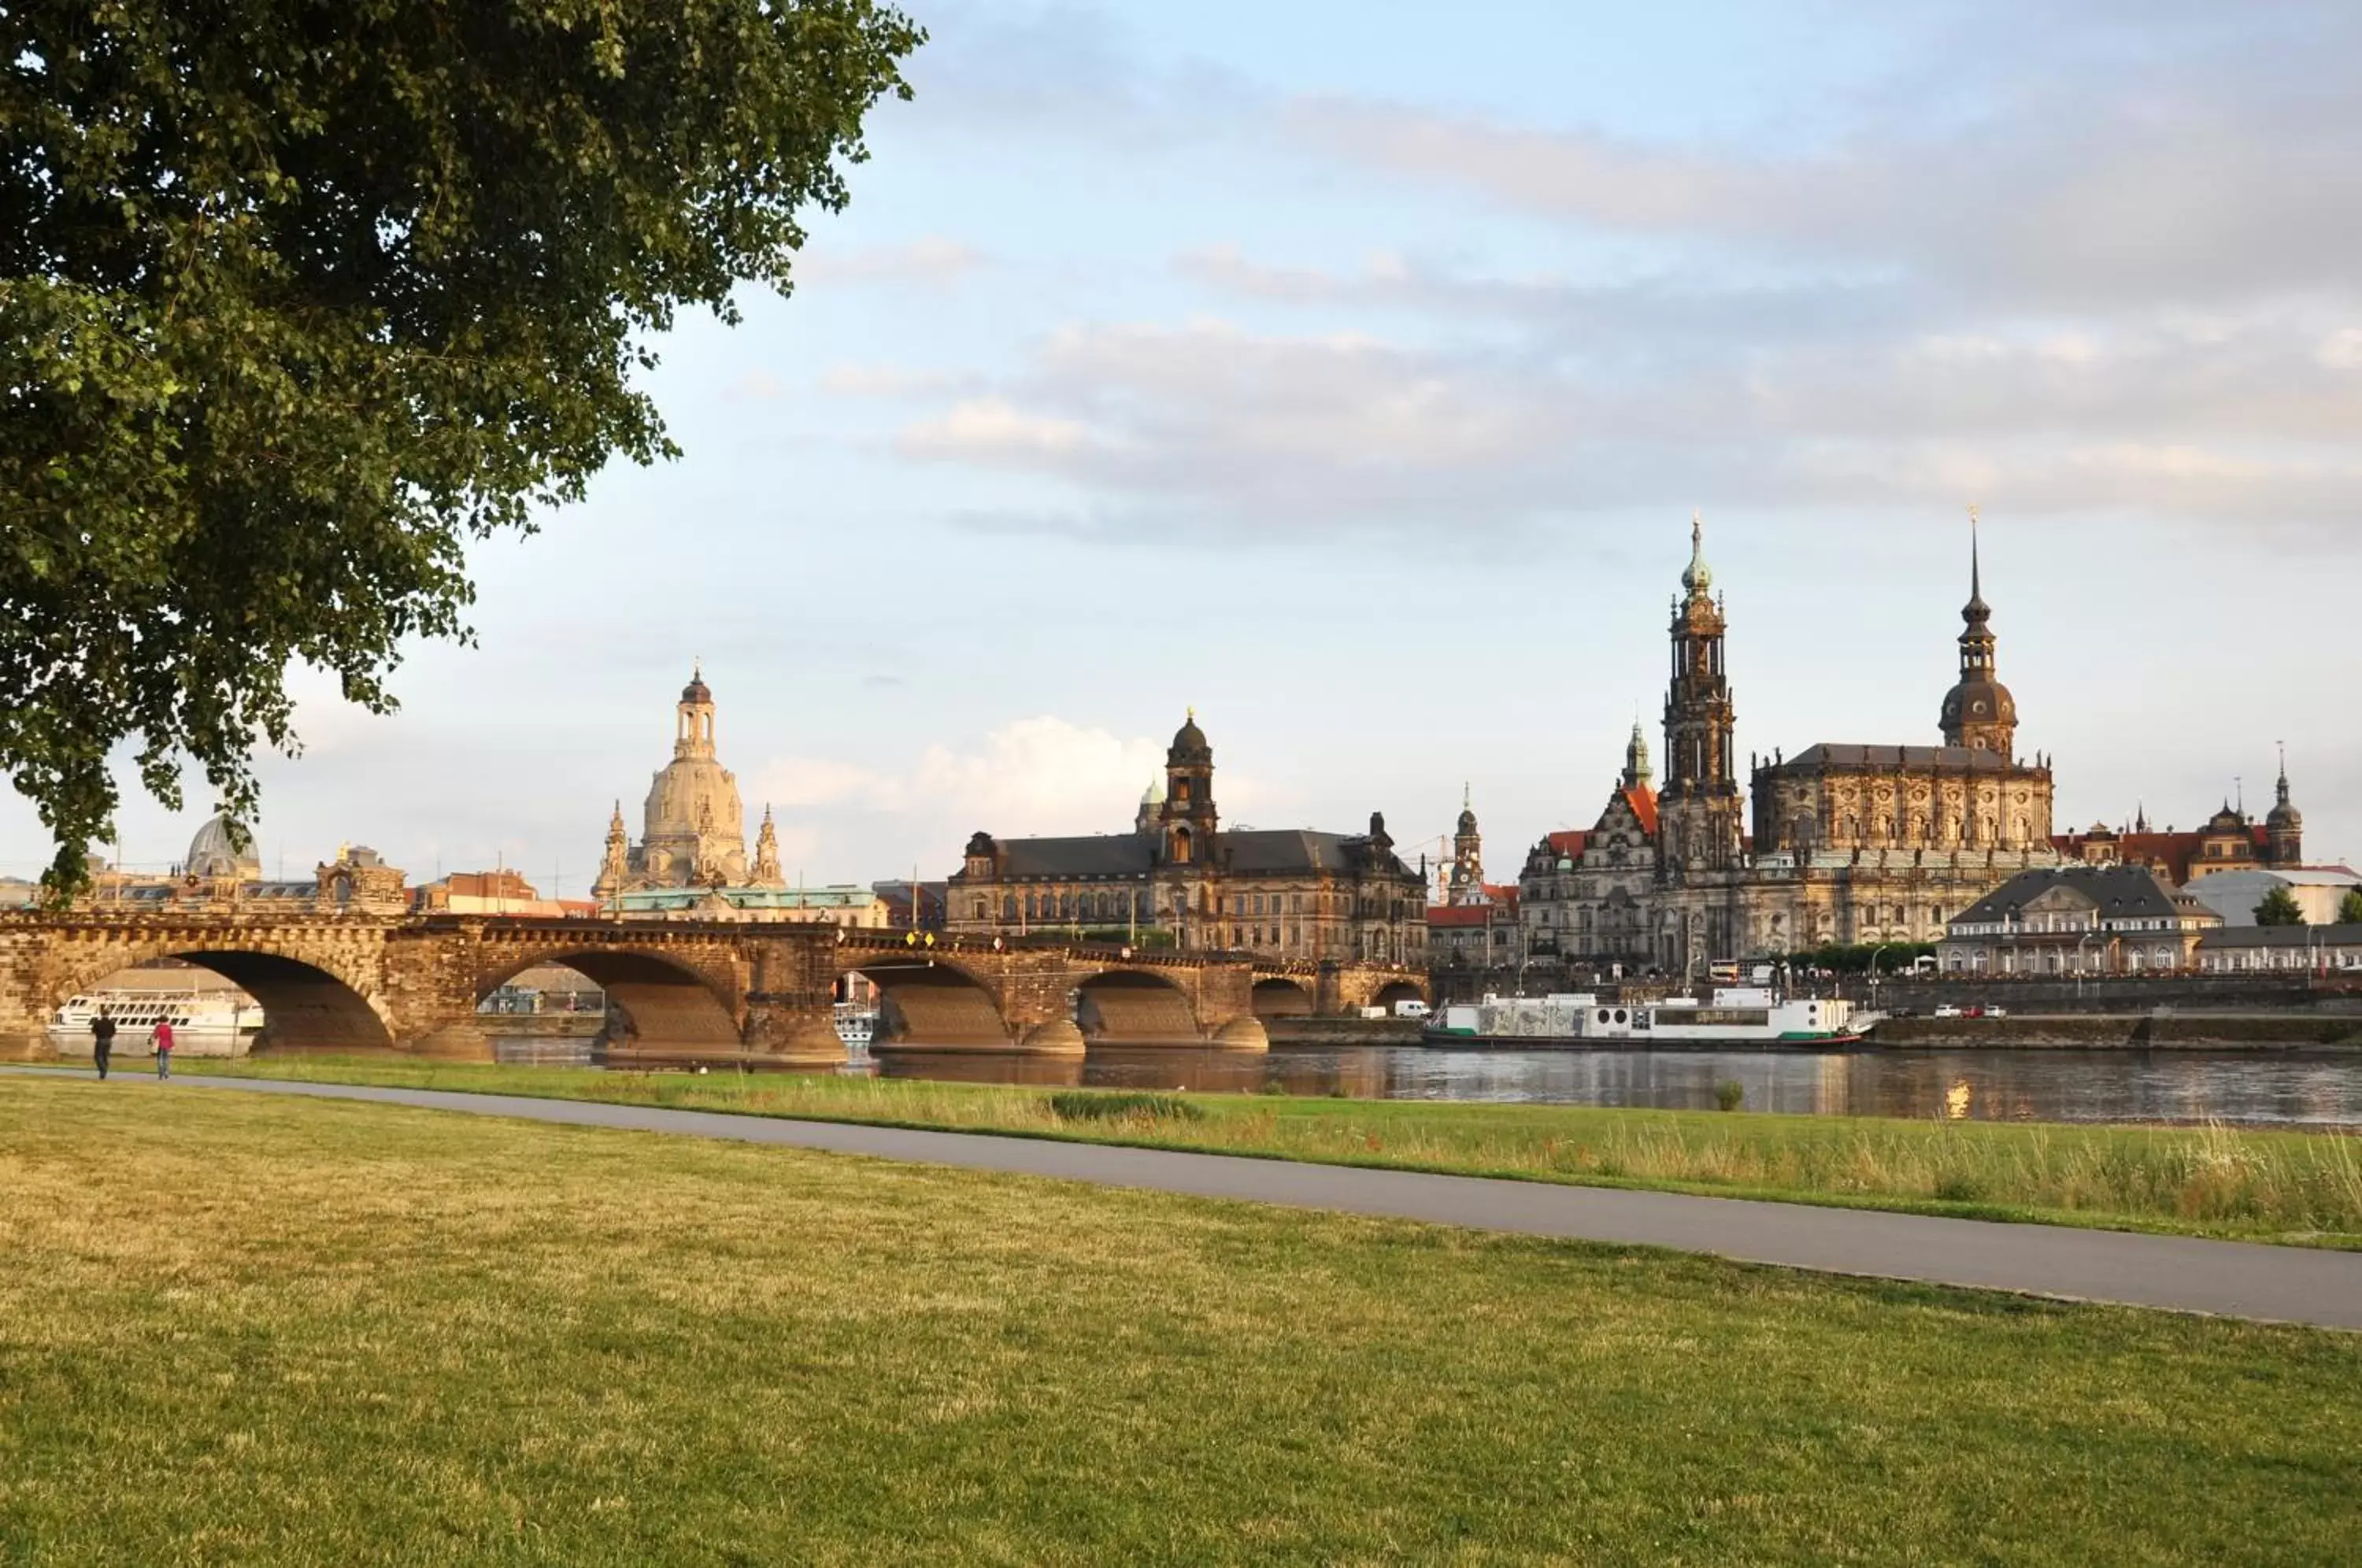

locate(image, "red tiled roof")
(1482, 882), (1520, 910)
(1545, 829), (1588, 857)
(2051, 826), (2273, 887)
(1623, 785), (1660, 838)
(1424, 904), (1493, 928)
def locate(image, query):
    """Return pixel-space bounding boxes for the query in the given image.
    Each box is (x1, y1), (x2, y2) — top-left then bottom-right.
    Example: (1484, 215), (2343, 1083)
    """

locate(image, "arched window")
(971, 897), (987, 922)
(1172, 828), (1193, 865)
(1057, 893), (1072, 919)
(1001, 895), (1018, 922)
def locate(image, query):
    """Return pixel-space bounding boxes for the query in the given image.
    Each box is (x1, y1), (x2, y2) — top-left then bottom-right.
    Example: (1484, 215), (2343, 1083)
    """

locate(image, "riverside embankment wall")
(1871, 1014), (2362, 1048)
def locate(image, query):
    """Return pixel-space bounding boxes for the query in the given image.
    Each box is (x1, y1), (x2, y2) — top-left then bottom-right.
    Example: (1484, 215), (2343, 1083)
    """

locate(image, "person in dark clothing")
(91, 1008), (117, 1079)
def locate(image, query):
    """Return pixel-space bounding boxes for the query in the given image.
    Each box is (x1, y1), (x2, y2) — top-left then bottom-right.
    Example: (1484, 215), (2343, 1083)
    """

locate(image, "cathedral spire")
(1941, 509), (2017, 756)
(1964, 505), (1990, 622)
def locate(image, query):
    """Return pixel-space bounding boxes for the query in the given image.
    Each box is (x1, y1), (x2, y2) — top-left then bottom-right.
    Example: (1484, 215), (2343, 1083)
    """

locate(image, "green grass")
(2, 1078), (2358, 1565)
(152, 1055), (2362, 1249)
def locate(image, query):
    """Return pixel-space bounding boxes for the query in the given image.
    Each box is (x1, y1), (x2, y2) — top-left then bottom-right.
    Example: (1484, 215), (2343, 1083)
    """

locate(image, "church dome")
(1939, 677), (2017, 739)
(1169, 708), (1211, 762)
(184, 814), (261, 880)
(681, 669), (712, 704)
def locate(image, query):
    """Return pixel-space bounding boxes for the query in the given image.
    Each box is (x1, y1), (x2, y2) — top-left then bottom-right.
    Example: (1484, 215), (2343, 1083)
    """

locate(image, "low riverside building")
(1938, 866), (2221, 975)
(2195, 924), (2362, 974)
(2181, 867), (2362, 928)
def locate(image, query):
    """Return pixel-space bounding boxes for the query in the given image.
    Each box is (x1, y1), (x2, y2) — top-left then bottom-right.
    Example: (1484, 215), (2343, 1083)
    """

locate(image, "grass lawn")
(1, 1078), (2358, 1565)
(161, 1055), (2362, 1248)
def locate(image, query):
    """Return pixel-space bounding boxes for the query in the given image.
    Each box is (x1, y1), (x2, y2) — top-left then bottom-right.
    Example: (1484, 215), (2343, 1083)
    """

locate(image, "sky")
(6, 0), (2360, 893)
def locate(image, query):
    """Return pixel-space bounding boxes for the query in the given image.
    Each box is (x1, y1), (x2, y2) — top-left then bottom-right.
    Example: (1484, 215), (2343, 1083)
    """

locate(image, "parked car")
(1392, 1000), (1431, 1020)
(1933, 1004), (1964, 1019)
(1985, 1006), (2009, 1020)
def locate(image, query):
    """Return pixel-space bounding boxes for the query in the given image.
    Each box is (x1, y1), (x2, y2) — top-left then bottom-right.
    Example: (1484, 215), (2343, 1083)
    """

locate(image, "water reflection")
(489, 1035), (2362, 1130)
(879, 1045), (2362, 1130)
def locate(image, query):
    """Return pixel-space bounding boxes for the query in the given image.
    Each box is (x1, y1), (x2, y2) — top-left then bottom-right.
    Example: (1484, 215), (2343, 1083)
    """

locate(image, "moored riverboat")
(1425, 988), (1870, 1048)
(48, 986), (264, 1057)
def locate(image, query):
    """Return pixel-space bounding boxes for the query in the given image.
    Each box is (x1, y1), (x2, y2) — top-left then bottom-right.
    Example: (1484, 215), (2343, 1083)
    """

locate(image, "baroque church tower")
(2268, 746), (2305, 866)
(1158, 709), (1217, 867)
(1658, 516), (1742, 875)
(1940, 516), (2020, 757)
(1623, 719), (1654, 793)
(1448, 786), (1486, 904)
(622, 665), (750, 890)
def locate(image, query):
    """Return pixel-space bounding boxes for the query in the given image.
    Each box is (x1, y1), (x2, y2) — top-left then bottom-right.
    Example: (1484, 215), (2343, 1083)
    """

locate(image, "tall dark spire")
(1941, 507), (2017, 755)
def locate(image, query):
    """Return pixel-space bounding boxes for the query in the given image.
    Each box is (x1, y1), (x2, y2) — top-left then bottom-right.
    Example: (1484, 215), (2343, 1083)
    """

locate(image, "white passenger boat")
(48, 986), (265, 1057)
(1425, 987), (1868, 1048)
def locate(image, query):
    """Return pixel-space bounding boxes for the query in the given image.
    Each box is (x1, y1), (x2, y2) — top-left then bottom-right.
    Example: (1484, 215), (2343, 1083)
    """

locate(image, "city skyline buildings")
(2, 0), (2357, 893)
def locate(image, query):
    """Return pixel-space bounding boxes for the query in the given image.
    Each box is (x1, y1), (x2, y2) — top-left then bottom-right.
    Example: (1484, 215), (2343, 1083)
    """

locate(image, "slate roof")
(996, 836), (1159, 878)
(2199, 923), (2362, 949)
(986, 829), (1412, 880)
(1220, 830), (1366, 875)
(1779, 743), (2020, 771)
(1951, 866), (2188, 926)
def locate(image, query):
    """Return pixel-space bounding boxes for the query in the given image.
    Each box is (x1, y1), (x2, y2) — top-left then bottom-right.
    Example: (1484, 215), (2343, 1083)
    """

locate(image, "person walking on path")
(152, 1019), (175, 1081)
(91, 1008), (116, 1080)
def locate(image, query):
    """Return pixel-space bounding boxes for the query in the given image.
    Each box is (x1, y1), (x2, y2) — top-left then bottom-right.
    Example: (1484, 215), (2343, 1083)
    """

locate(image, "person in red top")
(151, 1018), (175, 1081)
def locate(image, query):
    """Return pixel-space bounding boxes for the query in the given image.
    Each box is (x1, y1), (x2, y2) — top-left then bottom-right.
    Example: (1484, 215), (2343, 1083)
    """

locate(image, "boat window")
(1613, 1009), (1628, 1024)
(1597, 1010), (1610, 1024)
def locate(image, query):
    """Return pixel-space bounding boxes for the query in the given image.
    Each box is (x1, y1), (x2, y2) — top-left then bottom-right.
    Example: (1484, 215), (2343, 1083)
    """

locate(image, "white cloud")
(880, 307), (2362, 533)
(750, 717), (1177, 841)
(898, 398), (1095, 460)
(2318, 329), (2362, 370)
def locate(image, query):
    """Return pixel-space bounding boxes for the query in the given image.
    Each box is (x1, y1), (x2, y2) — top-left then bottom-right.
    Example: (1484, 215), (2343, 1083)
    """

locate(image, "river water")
(492, 1035), (2362, 1130)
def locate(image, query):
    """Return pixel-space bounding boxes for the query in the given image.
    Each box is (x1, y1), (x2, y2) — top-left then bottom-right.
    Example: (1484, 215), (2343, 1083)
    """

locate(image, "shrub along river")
(490, 1035), (2362, 1130)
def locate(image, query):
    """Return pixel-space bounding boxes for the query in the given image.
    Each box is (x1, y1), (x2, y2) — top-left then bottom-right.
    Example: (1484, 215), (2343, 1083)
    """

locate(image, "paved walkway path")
(13, 1067), (2362, 1329)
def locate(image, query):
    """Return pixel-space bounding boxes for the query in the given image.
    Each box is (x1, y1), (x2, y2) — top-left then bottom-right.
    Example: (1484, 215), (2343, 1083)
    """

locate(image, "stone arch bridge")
(0, 912), (1427, 1068)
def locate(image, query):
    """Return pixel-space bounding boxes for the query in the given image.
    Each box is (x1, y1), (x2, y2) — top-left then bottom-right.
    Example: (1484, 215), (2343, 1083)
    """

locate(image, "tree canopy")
(2338, 889), (2362, 927)
(2253, 886), (2308, 927)
(2, 0), (922, 893)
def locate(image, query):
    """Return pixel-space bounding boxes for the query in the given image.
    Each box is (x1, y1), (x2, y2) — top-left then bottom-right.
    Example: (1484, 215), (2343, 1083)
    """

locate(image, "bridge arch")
(476, 949), (743, 1059)
(1075, 968), (1201, 1045)
(838, 952), (1032, 1053)
(1372, 980), (1427, 1014)
(1251, 976), (1316, 1021)
(53, 942), (394, 1054)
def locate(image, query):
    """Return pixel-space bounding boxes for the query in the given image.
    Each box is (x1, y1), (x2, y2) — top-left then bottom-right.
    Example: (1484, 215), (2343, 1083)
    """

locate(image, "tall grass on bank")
(161, 1056), (2362, 1245)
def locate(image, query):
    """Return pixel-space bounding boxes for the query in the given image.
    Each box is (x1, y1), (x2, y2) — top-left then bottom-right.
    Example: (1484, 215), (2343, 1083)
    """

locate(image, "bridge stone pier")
(0, 912), (1430, 1067)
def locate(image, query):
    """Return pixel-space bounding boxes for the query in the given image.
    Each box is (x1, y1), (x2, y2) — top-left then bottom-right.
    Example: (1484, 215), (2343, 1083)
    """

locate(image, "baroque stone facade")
(594, 671), (810, 914)
(598, 668), (759, 893)
(1523, 518), (2063, 978)
(946, 712), (1429, 964)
